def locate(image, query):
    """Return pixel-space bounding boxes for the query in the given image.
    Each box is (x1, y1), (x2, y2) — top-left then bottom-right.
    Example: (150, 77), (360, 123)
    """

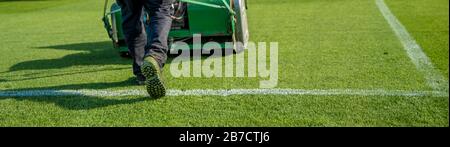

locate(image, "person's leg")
(116, 0), (147, 82)
(144, 0), (174, 68)
(139, 0), (174, 98)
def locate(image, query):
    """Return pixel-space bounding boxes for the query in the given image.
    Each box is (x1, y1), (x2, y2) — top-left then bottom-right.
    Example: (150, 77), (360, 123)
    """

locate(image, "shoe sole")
(141, 60), (166, 98)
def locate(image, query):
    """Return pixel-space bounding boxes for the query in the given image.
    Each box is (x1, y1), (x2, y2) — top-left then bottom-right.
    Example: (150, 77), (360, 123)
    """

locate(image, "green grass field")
(0, 0), (448, 126)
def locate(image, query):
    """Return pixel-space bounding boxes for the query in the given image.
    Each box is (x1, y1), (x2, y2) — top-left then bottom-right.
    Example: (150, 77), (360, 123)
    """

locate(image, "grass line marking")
(376, 0), (448, 91)
(0, 89), (447, 97)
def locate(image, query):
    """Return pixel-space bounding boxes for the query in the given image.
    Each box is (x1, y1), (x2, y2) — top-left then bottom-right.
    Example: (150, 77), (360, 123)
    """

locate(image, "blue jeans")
(117, 0), (173, 78)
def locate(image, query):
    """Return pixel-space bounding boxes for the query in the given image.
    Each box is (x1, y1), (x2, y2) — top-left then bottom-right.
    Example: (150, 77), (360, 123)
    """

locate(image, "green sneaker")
(141, 56), (166, 98)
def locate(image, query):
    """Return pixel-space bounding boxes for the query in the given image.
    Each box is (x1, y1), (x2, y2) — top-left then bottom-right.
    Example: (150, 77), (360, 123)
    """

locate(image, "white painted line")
(376, 0), (448, 91)
(0, 89), (447, 97)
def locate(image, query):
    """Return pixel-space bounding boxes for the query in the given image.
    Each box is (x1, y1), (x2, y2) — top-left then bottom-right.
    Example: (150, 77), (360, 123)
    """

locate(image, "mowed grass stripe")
(0, 0), (448, 127)
(0, 89), (447, 97)
(246, 0), (429, 90)
(376, 0), (449, 91)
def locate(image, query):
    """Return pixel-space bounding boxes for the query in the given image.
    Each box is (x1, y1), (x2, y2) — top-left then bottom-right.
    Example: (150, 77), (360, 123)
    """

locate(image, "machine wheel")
(232, 0), (249, 53)
(119, 51), (131, 58)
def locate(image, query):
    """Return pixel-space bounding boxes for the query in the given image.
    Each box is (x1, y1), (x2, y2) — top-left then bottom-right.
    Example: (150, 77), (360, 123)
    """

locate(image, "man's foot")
(141, 56), (166, 98)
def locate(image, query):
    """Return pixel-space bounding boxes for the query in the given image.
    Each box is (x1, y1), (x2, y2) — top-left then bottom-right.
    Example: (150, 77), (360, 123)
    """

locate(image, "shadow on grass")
(8, 41), (234, 72)
(9, 96), (150, 110)
(8, 41), (129, 72)
(1, 77), (151, 110)
(0, 67), (129, 82)
(2, 41), (236, 110)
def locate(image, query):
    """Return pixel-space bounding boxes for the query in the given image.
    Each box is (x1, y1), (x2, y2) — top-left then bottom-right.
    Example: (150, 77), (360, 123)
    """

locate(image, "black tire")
(119, 51), (131, 58)
(233, 0), (249, 53)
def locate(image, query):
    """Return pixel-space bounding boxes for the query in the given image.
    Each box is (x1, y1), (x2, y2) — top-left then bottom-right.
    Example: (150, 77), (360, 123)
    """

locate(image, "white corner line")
(375, 0), (448, 91)
(0, 89), (448, 97)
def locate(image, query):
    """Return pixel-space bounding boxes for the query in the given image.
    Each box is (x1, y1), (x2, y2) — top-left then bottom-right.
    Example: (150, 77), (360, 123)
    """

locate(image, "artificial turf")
(0, 0), (448, 126)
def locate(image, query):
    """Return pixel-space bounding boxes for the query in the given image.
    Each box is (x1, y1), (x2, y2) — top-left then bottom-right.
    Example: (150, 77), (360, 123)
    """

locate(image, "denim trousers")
(117, 0), (174, 78)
